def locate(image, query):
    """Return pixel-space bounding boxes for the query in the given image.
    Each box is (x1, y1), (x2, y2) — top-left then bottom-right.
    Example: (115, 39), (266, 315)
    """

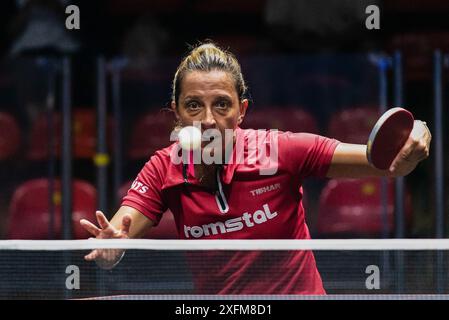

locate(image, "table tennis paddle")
(366, 107), (414, 170)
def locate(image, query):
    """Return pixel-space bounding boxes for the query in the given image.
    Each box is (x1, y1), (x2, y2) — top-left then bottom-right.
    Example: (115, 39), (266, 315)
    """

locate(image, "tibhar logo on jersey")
(184, 204), (278, 239)
(250, 183), (281, 197)
(130, 179), (149, 194)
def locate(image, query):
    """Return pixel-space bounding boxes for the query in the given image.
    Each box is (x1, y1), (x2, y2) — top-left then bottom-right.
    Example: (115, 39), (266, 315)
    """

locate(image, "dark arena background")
(0, 0), (448, 312)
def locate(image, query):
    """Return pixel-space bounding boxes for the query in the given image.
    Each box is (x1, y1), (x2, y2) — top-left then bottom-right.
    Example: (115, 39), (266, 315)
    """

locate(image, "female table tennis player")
(80, 42), (431, 294)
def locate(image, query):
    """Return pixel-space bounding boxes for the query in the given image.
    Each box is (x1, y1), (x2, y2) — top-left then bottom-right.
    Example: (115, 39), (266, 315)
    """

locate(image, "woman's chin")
(200, 145), (226, 164)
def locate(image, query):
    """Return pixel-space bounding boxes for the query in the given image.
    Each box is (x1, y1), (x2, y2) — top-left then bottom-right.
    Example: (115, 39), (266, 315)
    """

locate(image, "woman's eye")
(216, 101), (229, 109)
(187, 102), (200, 110)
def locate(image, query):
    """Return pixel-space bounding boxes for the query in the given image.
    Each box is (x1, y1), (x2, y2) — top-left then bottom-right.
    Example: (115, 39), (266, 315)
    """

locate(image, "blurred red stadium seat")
(27, 109), (114, 160)
(7, 178), (97, 239)
(327, 106), (380, 144)
(242, 106), (319, 133)
(316, 178), (412, 237)
(72, 109), (97, 158)
(0, 112), (21, 160)
(128, 110), (175, 160)
(27, 112), (61, 160)
(118, 180), (178, 239)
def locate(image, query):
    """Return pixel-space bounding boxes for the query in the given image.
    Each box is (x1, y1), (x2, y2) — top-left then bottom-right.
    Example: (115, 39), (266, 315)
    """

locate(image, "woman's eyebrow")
(183, 95), (202, 101)
(213, 95), (233, 101)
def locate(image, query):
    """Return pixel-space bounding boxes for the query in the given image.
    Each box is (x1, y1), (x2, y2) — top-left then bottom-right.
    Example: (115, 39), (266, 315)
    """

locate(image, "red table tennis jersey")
(122, 128), (340, 294)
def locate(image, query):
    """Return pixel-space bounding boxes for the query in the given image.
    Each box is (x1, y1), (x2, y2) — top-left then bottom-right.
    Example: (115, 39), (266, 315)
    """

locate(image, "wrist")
(95, 250), (126, 270)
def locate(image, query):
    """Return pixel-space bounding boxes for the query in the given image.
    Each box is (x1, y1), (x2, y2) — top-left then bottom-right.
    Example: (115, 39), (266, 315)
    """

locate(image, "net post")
(377, 56), (390, 238)
(37, 57), (58, 240)
(96, 56), (109, 298)
(393, 50), (405, 293)
(61, 56), (73, 300)
(433, 50), (445, 293)
(61, 56), (73, 240)
(96, 56), (109, 215)
(377, 55), (392, 288)
(109, 58), (127, 209)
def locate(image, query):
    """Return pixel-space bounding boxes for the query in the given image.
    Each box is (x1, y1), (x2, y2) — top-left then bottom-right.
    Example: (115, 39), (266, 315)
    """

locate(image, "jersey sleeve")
(121, 153), (167, 226)
(279, 132), (340, 178)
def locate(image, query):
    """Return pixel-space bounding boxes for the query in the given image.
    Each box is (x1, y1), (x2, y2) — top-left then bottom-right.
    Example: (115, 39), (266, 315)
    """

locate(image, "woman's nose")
(201, 107), (216, 129)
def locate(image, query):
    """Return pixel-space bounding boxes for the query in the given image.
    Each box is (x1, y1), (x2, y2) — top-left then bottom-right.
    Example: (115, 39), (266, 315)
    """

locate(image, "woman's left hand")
(389, 120), (432, 176)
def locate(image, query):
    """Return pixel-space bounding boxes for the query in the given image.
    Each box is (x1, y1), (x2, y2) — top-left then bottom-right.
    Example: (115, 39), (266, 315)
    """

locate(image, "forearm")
(326, 143), (396, 178)
(110, 206), (155, 238)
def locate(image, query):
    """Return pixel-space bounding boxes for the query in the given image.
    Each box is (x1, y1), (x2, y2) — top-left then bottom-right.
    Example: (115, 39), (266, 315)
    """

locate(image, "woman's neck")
(194, 163), (219, 190)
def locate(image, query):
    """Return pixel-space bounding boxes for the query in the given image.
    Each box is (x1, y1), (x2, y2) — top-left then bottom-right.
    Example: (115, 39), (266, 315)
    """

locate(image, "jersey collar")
(161, 127), (242, 190)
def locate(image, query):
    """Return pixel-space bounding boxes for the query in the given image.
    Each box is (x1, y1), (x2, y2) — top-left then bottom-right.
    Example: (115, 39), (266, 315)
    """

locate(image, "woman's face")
(172, 70), (248, 151)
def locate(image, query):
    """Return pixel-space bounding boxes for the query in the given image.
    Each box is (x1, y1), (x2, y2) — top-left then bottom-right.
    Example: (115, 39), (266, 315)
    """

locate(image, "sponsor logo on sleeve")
(130, 180), (149, 194)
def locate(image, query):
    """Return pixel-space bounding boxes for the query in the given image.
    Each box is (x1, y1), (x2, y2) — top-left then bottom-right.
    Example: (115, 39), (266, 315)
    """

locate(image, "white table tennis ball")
(178, 126), (202, 150)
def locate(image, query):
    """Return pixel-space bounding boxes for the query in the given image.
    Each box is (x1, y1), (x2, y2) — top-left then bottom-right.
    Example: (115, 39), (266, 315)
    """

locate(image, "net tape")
(1, 239), (449, 251)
